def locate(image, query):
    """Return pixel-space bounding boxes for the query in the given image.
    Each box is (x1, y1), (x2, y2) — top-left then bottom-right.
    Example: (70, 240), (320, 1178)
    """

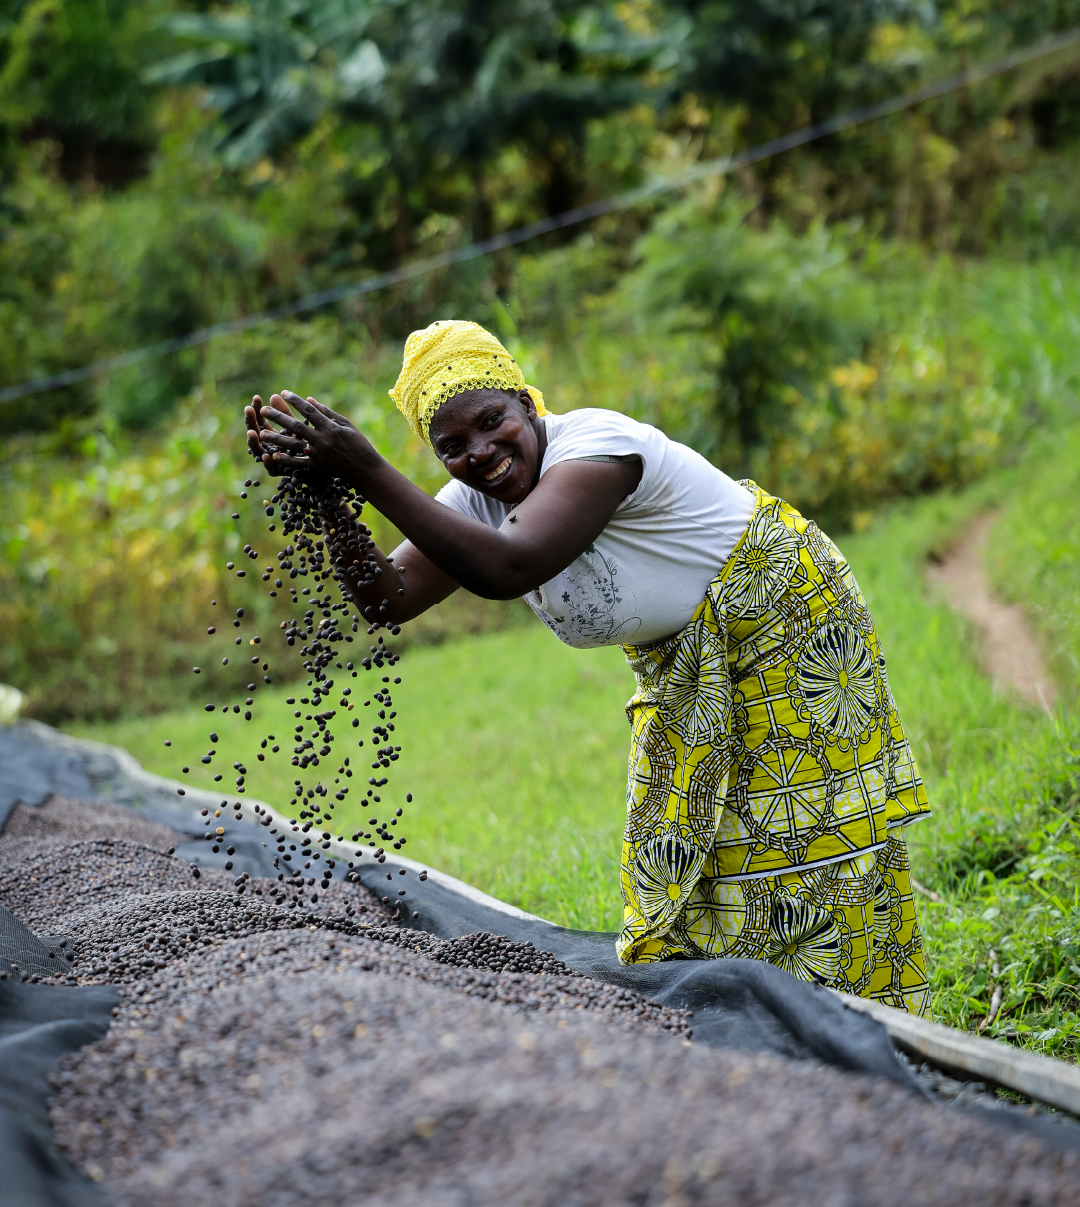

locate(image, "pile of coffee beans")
(1, 795), (178, 850)
(0, 833), (397, 983)
(0, 838), (199, 942)
(0, 832), (688, 1046)
(368, 927), (579, 975)
(49, 925), (1078, 1207)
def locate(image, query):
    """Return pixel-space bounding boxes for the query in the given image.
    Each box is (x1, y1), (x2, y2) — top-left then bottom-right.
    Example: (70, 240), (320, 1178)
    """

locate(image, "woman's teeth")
(484, 457), (513, 482)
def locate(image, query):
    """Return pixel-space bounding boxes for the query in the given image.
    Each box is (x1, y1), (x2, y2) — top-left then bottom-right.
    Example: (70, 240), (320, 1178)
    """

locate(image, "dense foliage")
(3, 0), (1080, 431)
(1, 0), (1078, 721)
(3, 244), (1077, 721)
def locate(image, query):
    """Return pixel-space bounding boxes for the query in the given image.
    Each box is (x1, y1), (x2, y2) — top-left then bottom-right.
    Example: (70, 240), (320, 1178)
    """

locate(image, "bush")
(516, 204), (1025, 529)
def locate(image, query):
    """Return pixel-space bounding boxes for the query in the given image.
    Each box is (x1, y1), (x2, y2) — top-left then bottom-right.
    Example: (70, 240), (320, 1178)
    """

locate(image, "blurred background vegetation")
(3, 0), (1080, 1051)
(3, 0), (1080, 722)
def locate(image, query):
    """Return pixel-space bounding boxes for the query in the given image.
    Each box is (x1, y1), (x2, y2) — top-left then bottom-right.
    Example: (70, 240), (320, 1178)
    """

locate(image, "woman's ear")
(518, 388), (537, 420)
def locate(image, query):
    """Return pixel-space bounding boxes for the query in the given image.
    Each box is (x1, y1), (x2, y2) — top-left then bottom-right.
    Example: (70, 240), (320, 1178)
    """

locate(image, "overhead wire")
(2, 24), (1079, 407)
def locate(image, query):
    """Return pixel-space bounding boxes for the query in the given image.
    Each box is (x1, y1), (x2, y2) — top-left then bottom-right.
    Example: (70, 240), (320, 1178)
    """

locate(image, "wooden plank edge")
(831, 989), (1080, 1116)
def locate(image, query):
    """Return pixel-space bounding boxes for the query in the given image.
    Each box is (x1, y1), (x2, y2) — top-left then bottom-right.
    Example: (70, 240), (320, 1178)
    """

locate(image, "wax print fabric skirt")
(618, 483), (932, 1017)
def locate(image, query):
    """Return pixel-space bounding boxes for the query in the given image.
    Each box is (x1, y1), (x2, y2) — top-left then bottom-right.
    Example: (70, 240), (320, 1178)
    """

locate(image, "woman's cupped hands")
(245, 391), (375, 484)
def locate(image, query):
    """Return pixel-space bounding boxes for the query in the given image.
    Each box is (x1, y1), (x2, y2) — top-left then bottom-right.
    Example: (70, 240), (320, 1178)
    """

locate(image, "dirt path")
(928, 513), (1057, 712)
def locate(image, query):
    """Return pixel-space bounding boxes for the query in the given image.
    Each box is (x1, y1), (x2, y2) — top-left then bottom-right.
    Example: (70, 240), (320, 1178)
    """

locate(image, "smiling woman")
(245, 319), (932, 1014)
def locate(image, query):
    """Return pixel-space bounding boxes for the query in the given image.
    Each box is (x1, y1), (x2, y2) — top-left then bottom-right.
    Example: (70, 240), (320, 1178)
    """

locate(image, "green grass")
(990, 423), (1080, 691)
(68, 444), (1080, 1056)
(899, 428), (1080, 1061)
(68, 627), (636, 932)
(836, 466), (1080, 1060)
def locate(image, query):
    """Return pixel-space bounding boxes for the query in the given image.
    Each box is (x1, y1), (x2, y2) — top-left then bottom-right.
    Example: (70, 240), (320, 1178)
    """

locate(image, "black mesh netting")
(1, 903), (75, 981)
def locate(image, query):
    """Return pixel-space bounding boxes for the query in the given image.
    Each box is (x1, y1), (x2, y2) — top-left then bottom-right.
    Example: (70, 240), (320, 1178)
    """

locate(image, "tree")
(149, 0), (678, 246)
(0, 0), (161, 182)
(628, 195), (870, 470)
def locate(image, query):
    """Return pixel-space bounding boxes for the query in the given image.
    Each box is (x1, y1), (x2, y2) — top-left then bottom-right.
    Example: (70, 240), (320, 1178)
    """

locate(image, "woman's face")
(429, 388), (542, 505)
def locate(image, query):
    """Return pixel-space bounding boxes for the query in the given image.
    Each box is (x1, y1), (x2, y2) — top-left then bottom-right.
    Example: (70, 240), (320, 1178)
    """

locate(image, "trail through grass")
(842, 465), (1080, 1060)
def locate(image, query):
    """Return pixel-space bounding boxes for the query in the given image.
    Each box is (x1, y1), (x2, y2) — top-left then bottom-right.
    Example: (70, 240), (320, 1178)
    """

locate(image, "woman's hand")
(246, 391), (377, 483)
(245, 393), (290, 474)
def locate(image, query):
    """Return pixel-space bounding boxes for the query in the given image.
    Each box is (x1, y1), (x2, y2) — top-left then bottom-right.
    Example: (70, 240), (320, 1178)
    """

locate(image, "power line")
(3, 24), (1079, 408)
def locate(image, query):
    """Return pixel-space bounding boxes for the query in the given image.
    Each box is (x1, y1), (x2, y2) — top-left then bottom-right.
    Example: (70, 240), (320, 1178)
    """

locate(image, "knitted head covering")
(389, 319), (547, 448)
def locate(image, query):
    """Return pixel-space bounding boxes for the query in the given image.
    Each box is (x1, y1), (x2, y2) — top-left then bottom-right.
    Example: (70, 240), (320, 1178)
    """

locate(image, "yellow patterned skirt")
(618, 483), (931, 1017)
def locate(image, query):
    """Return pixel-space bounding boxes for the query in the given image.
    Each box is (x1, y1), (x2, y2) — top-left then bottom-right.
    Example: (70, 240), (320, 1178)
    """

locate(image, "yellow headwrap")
(388, 319), (547, 448)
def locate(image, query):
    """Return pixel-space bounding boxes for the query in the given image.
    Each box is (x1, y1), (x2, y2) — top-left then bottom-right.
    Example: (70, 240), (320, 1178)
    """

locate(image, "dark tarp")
(3, 716), (1080, 1204)
(0, 739), (90, 830)
(0, 950), (116, 1207)
(0, 722), (922, 1081)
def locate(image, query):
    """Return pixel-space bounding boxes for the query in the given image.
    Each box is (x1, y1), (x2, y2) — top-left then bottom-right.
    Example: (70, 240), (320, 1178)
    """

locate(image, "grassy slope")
(69, 628), (636, 932)
(914, 430), (1080, 1059)
(69, 449), (1080, 1054)
(847, 467), (1080, 1058)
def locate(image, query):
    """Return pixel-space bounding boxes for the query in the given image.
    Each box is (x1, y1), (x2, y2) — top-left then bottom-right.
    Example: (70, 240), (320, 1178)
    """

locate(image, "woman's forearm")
(321, 522), (425, 626)
(344, 458), (547, 599)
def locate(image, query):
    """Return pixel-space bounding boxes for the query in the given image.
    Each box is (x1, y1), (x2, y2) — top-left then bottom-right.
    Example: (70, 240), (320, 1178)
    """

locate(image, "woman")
(246, 318), (932, 1016)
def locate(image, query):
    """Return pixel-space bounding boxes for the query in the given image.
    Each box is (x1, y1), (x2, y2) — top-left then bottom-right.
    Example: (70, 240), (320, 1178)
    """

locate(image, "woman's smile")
(482, 455), (514, 483)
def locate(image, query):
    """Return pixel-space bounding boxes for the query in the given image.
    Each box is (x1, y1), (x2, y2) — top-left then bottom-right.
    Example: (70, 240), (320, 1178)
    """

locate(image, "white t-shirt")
(435, 409), (755, 648)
